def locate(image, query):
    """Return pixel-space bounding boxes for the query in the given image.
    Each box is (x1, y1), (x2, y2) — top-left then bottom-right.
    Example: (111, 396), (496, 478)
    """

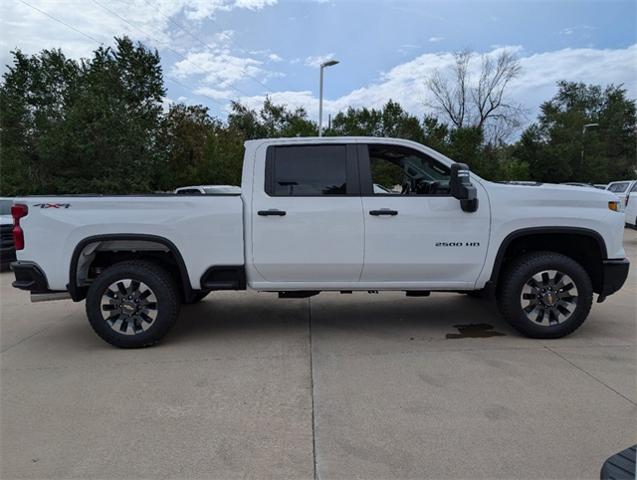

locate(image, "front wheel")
(498, 251), (593, 338)
(86, 260), (180, 348)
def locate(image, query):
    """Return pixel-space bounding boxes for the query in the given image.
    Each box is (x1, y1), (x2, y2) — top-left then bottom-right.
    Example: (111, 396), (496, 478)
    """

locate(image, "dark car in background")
(0, 198), (16, 270)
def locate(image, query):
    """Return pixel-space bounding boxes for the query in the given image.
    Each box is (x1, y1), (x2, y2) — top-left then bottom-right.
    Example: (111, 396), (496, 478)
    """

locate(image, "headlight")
(608, 201), (623, 212)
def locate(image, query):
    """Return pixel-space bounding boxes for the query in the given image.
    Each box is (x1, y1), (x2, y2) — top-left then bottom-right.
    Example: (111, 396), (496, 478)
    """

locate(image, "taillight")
(11, 204), (28, 250)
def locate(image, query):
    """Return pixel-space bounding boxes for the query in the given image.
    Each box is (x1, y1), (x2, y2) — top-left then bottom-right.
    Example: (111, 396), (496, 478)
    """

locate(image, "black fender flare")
(488, 226), (607, 286)
(68, 234), (194, 301)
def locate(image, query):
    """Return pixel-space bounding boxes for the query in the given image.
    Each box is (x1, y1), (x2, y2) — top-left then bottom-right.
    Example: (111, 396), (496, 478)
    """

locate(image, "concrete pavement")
(1, 230), (636, 479)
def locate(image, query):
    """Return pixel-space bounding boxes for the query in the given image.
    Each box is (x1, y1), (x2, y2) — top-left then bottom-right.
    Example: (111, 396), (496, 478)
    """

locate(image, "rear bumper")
(600, 258), (630, 297)
(10, 261), (52, 293)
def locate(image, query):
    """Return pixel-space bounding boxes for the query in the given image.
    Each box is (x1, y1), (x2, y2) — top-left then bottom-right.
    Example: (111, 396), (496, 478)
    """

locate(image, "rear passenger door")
(251, 143), (364, 284)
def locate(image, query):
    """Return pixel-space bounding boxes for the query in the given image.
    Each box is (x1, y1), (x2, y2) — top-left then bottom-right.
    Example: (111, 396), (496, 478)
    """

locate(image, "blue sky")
(2, 0), (636, 128)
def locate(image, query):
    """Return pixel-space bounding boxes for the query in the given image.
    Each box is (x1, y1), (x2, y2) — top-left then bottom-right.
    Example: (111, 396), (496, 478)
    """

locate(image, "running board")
(31, 292), (71, 303)
(278, 291), (320, 299)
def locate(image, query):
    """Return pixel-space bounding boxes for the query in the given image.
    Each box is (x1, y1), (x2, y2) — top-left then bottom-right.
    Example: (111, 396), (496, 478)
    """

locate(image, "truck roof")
(245, 136), (427, 149)
(244, 137), (451, 165)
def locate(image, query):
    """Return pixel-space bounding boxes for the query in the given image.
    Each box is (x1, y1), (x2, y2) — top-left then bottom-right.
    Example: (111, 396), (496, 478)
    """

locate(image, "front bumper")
(600, 258), (630, 297)
(10, 261), (51, 293)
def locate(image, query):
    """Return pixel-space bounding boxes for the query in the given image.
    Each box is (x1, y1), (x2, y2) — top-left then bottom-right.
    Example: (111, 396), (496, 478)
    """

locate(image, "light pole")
(580, 122), (599, 171)
(319, 59), (339, 137)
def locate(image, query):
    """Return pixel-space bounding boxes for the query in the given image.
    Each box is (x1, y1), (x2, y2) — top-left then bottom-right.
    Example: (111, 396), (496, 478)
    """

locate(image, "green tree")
(1, 37), (165, 195)
(1, 48), (80, 194)
(329, 100), (425, 142)
(227, 97), (317, 140)
(156, 104), (218, 190)
(516, 81), (636, 183)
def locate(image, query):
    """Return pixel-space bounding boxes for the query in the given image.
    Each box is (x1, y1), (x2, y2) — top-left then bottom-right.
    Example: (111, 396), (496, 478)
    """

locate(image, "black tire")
(497, 251), (593, 339)
(86, 260), (180, 348)
(183, 291), (210, 304)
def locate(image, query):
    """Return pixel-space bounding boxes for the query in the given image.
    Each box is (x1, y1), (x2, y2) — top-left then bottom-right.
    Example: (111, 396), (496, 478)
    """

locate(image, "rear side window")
(267, 145), (348, 196)
(176, 189), (202, 195)
(608, 182), (629, 193)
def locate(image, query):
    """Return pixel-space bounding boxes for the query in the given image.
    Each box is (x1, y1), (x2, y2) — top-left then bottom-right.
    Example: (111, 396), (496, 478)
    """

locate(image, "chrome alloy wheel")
(100, 279), (158, 335)
(519, 270), (579, 326)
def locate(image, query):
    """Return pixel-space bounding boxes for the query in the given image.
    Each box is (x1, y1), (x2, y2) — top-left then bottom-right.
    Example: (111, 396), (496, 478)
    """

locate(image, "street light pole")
(318, 59), (339, 137)
(581, 122), (599, 170)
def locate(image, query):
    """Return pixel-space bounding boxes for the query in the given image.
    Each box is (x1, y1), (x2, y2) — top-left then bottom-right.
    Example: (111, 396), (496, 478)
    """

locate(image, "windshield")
(607, 182), (629, 193)
(0, 199), (12, 215)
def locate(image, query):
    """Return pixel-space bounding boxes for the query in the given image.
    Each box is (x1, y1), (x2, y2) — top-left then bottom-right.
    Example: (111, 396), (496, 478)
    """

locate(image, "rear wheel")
(86, 260), (180, 348)
(498, 251), (593, 338)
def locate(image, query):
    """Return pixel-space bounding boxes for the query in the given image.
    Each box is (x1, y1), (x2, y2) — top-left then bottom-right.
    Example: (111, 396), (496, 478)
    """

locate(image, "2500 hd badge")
(435, 242), (481, 247)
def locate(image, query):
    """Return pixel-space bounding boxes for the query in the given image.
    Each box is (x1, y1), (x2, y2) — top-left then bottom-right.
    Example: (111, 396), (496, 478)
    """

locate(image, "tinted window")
(608, 182), (629, 193)
(630, 182), (637, 193)
(269, 145), (347, 196)
(368, 144), (450, 195)
(176, 189), (201, 195)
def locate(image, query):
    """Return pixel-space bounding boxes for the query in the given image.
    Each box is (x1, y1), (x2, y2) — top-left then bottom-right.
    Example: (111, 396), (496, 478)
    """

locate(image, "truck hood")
(483, 180), (620, 209)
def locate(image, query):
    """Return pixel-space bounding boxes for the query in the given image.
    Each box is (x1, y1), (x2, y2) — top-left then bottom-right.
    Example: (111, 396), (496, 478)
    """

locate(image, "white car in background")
(606, 180), (637, 207)
(175, 185), (241, 195)
(624, 182), (637, 228)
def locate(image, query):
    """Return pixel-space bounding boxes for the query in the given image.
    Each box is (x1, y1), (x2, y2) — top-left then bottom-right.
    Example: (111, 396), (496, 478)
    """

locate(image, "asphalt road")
(1, 231), (636, 479)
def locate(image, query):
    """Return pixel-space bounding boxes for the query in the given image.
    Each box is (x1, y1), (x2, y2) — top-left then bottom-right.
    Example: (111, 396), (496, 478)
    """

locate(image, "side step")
(278, 291), (320, 299)
(31, 292), (71, 303)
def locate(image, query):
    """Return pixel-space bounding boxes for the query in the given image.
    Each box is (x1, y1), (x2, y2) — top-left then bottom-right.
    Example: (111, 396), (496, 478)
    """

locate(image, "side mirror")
(450, 163), (478, 212)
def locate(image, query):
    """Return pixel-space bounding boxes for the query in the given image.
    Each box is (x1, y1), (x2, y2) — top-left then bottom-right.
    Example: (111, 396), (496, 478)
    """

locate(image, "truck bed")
(15, 195), (245, 290)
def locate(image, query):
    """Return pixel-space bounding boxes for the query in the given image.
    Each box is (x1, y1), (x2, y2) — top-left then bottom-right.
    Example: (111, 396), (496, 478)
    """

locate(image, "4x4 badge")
(34, 203), (71, 209)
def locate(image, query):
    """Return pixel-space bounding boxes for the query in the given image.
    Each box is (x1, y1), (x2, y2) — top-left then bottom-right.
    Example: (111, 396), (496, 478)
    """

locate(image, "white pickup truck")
(9, 137), (629, 347)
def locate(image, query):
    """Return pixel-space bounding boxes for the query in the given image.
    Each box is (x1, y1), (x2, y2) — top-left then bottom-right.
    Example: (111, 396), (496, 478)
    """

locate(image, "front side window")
(268, 145), (347, 196)
(368, 144), (450, 195)
(630, 182), (637, 193)
(608, 182), (629, 193)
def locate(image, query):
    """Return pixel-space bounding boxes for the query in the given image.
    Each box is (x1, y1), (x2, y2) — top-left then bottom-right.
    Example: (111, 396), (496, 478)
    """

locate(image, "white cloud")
(268, 53), (283, 62)
(0, 0), (278, 75)
(560, 25), (596, 36)
(234, 45), (637, 130)
(172, 50), (267, 88)
(182, 0), (277, 20)
(194, 86), (238, 101)
(305, 53), (336, 68)
(429, 36), (444, 43)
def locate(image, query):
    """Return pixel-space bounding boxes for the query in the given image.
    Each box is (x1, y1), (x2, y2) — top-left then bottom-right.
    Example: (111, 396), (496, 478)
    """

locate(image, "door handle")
(258, 209), (286, 216)
(369, 209), (398, 216)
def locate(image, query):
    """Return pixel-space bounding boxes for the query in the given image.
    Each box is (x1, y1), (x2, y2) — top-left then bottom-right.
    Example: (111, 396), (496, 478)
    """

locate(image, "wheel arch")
(489, 227), (607, 294)
(68, 234), (193, 301)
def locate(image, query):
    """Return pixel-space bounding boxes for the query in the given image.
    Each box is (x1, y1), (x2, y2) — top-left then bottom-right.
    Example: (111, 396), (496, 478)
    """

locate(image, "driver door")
(358, 143), (490, 287)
